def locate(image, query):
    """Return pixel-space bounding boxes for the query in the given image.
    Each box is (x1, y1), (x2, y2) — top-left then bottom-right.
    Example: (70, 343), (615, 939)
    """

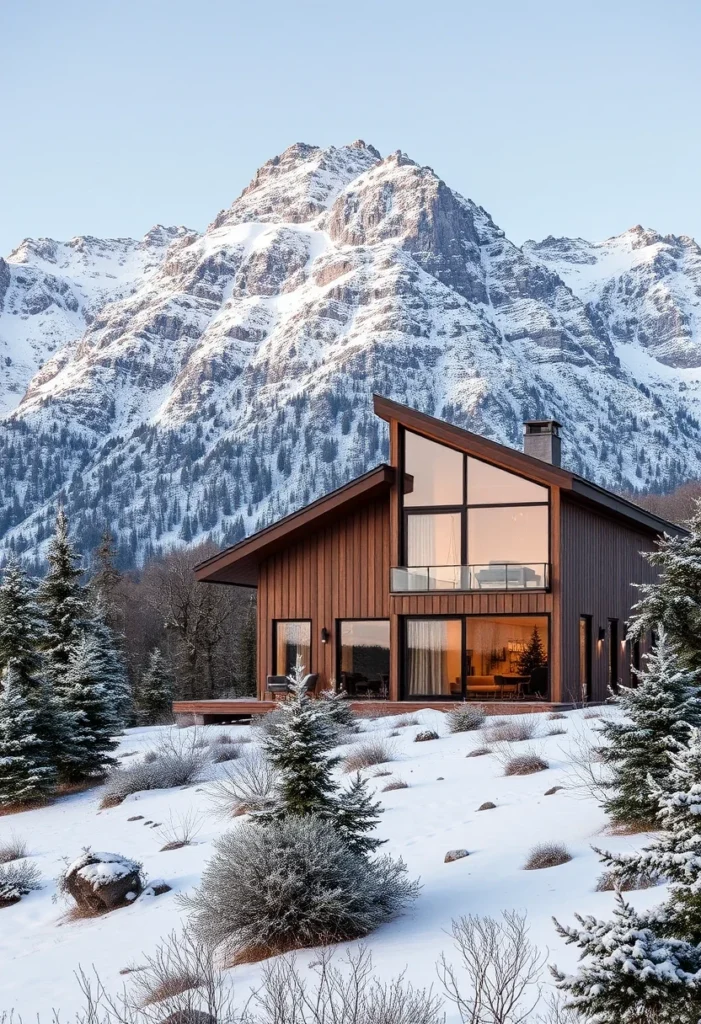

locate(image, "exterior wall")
(560, 498), (658, 703)
(257, 497), (391, 696)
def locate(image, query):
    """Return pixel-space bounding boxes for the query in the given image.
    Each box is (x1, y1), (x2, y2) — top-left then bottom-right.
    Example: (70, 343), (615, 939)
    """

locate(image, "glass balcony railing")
(390, 563), (550, 593)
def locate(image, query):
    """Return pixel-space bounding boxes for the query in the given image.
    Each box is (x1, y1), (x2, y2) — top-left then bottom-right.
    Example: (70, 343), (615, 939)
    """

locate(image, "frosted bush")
(0, 859), (41, 904)
(447, 704), (486, 733)
(101, 731), (208, 806)
(208, 749), (279, 817)
(182, 814), (419, 959)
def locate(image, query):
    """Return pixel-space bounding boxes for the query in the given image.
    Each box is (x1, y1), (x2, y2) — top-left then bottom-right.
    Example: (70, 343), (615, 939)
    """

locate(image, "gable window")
(274, 620), (311, 677)
(398, 429), (550, 591)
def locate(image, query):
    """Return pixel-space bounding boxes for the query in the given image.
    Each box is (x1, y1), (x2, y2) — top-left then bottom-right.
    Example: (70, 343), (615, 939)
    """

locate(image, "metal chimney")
(523, 420), (562, 467)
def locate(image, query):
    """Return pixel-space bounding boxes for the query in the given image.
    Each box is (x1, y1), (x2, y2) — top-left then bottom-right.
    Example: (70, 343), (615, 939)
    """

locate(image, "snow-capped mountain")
(2, 140), (701, 566)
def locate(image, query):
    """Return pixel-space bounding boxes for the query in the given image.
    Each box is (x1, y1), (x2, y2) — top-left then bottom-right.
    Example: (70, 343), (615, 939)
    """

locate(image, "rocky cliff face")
(1, 141), (700, 566)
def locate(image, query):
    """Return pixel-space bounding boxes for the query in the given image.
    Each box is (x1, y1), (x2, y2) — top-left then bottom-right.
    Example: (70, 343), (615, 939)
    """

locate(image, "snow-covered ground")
(0, 708), (661, 1019)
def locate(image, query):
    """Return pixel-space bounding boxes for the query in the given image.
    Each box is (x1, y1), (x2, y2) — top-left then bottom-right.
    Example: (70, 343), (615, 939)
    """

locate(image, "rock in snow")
(2, 140), (701, 566)
(62, 850), (144, 913)
(444, 848), (470, 863)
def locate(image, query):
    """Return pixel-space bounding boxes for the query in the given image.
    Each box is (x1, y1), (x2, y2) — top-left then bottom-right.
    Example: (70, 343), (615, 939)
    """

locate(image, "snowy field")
(0, 707), (660, 1019)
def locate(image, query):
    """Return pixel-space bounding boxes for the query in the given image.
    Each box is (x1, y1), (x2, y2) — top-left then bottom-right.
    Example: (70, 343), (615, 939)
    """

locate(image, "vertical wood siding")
(257, 498), (391, 695)
(560, 499), (658, 703)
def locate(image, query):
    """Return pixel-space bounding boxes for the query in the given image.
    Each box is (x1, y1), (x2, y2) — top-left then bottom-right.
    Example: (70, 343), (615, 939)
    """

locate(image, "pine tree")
(39, 507), (85, 686)
(136, 647), (174, 725)
(55, 633), (119, 783)
(628, 502), (701, 671)
(335, 772), (385, 856)
(0, 666), (56, 805)
(516, 625), (547, 676)
(596, 727), (701, 943)
(599, 628), (701, 827)
(84, 601), (132, 728)
(262, 658), (339, 817)
(89, 530), (123, 629)
(553, 895), (701, 1024)
(0, 556), (43, 683)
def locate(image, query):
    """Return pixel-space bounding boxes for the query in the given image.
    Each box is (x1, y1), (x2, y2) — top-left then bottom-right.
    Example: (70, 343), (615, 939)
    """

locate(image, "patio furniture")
(266, 673), (319, 698)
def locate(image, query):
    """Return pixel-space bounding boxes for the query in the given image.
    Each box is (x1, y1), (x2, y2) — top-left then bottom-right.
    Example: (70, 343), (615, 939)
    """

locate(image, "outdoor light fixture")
(597, 627), (606, 642)
(321, 627), (330, 644)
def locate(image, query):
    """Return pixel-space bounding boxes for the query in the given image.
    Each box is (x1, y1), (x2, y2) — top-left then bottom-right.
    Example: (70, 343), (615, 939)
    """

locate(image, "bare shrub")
(101, 731), (209, 807)
(583, 709), (602, 719)
(448, 704), (486, 733)
(546, 725), (567, 736)
(466, 746), (492, 758)
(523, 843), (572, 870)
(495, 744), (549, 776)
(438, 910), (546, 1024)
(0, 834), (28, 864)
(208, 750), (279, 817)
(486, 716), (538, 744)
(383, 780), (409, 792)
(415, 730), (440, 743)
(156, 810), (203, 851)
(372, 769), (393, 778)
(210, 742), (242, 764)
(343, 739), (396, 773)
(595, 868), (660, 892)
(395, 715), (419, 728)
(181, 814), (419, 960)
(548, 712), (567, 721)
(535, 991), (581, 1024)
(0, 859), (41, 904)
(562, 722), (610, 802)
(251, 946), (443, 1024)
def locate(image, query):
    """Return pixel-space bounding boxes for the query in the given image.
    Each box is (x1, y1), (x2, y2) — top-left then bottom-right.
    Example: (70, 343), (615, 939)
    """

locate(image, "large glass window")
(406, 512), (462, 588)
(468, 505), (548, 586)
(403, 431), (463, 506)
(406, 618), (462, 697)
(338, 620), (390, 699)
(467, 457), (548, 505)
(465, 616), (549, 699)
(274, 621), (311, 677)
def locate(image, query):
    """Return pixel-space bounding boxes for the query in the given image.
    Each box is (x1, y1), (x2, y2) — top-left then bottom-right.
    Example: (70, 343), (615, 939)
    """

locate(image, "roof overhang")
(195, 464), (395, 586)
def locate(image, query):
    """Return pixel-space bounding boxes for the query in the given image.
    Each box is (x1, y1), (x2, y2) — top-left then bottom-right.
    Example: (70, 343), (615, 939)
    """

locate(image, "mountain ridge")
(1, 140), (700, 567)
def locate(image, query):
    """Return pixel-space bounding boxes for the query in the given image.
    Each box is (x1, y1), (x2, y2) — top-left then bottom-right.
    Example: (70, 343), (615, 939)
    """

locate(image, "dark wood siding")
(257, 497), (391, 695)
(560, 498), (658, 703)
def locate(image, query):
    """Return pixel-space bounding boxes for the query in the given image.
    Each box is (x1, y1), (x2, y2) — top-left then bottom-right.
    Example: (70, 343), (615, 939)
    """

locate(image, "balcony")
(390, 563), (550, 593)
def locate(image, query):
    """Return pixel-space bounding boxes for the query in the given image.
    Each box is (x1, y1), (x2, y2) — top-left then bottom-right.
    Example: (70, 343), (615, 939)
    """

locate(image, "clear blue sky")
(1, 0), (700, 254)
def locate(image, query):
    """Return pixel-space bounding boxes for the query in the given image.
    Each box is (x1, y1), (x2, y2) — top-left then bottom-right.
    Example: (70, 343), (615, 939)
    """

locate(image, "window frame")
(399, 428), (551, 582)
(400, 612), (551, 701)
(335, 617), (391, 688)
(272, 618), (312, 677)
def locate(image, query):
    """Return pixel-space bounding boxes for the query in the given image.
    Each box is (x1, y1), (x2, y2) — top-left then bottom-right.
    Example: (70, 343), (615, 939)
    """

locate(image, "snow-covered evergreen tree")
(84, 601), (132, 728)
(55, 632), (119, 783)
(39, 508), (85, 686)
(0, 666), (56, 805)
(0, 557), (43, 683)
(136, 647), (174, 724)
(599, 628), (701, 826)
(336, 772), (384, 856)
(262, 658), (339, 817)
(596, 727), (701, 943)
(628, 502), (701, 672)
(553, 895), (701, 1024)
(89, 529), (123, 629)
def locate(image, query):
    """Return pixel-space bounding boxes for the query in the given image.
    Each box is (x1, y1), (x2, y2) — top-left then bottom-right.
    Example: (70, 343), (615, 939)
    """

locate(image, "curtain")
(407, 620), (449, 695)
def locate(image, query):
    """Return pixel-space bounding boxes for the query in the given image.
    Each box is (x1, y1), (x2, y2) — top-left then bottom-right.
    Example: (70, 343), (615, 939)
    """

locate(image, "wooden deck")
(173, 698), (574, 724)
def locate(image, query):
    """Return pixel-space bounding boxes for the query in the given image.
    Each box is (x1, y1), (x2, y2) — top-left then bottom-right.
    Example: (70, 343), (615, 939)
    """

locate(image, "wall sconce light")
(321, 627), (330, 645)
(597, 627), (606, 643)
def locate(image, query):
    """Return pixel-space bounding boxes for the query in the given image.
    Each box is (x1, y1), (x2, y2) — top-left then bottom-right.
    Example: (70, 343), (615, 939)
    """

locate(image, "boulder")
(63, 851), (143, 913)
(141, 879), (172, 897)
(477, 801), (496, 811)
(444, 849), (469, 863)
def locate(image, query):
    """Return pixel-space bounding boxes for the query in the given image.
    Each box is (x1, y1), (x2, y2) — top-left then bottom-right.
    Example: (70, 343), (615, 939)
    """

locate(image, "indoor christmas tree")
(39, 508), (86, 688)
(0, 666), (56, 806)
(628, 501), (701, 672)
(516, 625), (547, 676)
(55, 632), (119, 783)
(553, 894), (701, 1024)
(596, 726), (701, 943)
(599, 627), (701, 827)
(136, 647), (174, 724)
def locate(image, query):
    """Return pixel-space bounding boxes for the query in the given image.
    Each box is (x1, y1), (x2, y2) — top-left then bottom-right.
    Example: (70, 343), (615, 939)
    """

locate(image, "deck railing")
(390, 563), (550, 593)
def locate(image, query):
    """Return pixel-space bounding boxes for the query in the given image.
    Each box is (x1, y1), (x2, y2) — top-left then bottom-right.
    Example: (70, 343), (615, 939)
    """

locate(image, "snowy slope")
(0, 709), (664, 1019)
(2, 142), (701, 566)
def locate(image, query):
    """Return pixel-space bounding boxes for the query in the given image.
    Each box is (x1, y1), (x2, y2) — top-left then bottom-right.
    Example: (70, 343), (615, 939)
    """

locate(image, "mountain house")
(175, 395), (682, 721)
